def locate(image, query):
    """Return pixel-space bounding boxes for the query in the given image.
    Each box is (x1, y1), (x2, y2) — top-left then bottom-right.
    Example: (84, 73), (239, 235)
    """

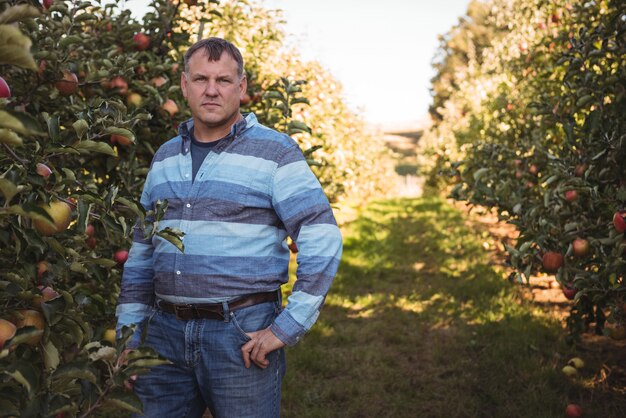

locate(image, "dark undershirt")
(190, 129), (226, 182)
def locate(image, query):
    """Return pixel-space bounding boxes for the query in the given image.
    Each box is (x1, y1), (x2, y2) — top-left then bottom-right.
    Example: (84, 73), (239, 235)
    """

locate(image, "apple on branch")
(0, 76), (11, 98)
(54, 71), (78, 96)
(32, 201), (72, 236)
(0, 318), (16, 350)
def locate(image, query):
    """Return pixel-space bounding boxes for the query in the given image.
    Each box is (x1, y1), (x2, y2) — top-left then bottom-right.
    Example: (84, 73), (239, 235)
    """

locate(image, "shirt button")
(176, 271), (181, 275)
(185, 173), (190, 178)
(186, 203), (191, 208)
(185, 148), (189, 153)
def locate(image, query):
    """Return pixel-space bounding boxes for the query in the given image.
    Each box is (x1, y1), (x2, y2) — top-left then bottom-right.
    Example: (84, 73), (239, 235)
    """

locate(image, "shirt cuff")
(270, 310), (307, 346)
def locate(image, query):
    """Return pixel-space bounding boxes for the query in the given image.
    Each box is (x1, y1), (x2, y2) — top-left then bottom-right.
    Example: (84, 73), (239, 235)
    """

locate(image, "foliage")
(423, 0), (626, 342)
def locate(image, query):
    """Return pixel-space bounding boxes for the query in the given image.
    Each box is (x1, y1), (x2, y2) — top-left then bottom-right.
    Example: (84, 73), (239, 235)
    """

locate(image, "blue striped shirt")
(116, 113), (343, 346)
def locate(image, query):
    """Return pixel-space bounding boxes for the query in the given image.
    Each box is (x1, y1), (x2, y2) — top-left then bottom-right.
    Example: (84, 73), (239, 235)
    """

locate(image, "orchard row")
(422, 0), (625, 342)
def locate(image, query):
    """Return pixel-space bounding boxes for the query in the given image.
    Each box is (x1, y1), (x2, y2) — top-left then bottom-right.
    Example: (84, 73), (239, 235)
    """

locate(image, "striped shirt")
(116, 113), (343, 346)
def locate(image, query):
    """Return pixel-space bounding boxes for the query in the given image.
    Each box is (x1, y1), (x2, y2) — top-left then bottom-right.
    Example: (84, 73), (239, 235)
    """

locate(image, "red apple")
(562, 285), (577, 300)
(110, 134), (132, 147)
(14, 309), (45, 346)
(36, 163), (52, 178)
(133, 32), (150, 51)
(86, 224), (95, 237)
(572, 239), (590, 257)
(574, 164), (587, 177)
(54, 71), (78, 96)
(564, 190), (578, 202)
(36, 261), (50, 280)
(528, 164), (539, 175)
(0, 76), (11, 98)
(32, 286), (60, 309)
(109, 76), (128, 95)
(565, 404), (582, 417)
(86, 236), (97, 249)
(114, 249), (129, 265)
(0, 318), (17, 350)
(161, 99), (179, 116)
(542, 251), (564, 273)
(43, 0), (53, 9)
(150, 76), (168, 88)
(613, 211), (626, 233)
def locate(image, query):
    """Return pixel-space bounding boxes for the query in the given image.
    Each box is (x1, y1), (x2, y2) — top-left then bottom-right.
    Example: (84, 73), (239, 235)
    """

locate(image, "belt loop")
(222, 301), (230, 322)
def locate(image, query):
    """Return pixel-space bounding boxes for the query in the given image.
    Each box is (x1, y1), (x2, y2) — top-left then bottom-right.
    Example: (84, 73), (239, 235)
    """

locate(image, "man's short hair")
(183, 37), (245, 78)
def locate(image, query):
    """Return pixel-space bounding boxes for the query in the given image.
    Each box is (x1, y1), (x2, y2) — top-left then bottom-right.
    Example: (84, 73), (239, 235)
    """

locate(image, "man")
(115, 37), (342, 418)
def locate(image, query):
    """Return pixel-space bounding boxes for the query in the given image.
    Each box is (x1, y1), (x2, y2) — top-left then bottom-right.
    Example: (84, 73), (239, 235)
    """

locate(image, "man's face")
(181, 50), (246, 138)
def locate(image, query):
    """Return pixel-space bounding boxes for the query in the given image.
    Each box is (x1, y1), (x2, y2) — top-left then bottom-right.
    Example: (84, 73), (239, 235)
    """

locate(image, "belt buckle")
(174, 304), (194, 320)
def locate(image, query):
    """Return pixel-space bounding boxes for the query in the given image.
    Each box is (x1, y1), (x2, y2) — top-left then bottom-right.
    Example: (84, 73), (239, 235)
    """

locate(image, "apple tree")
(423, 0), (625, 342)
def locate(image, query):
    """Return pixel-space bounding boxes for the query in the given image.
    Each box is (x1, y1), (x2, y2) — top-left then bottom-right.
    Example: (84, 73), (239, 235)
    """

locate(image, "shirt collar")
(178, 114), (254, 155)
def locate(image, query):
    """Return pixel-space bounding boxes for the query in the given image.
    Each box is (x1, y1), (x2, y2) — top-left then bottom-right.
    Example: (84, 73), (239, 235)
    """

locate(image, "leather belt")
(156, 290), (279, 321)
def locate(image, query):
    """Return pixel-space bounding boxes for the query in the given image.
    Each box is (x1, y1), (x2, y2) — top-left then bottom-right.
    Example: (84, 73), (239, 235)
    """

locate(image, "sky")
(123, 0), (471, 128)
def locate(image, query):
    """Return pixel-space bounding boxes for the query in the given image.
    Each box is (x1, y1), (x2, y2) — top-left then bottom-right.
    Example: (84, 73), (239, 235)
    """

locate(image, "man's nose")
(203, 80), (218, 95)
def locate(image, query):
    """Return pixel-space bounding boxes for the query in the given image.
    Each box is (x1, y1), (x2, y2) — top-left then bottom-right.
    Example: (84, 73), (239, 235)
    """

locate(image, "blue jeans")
(133, 299), (286, 418)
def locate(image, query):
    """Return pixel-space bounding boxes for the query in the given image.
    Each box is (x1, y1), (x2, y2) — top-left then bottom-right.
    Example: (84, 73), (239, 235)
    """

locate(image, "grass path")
(282, 197), (625, 418)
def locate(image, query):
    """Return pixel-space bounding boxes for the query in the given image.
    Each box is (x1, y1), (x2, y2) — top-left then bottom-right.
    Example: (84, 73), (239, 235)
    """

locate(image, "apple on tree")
(161, 99), (179, 116)
(572, 238), (590, 257)
(0, 76), (11, 98)
(542, 251), (564, 273)
(562, 285), (577, 300)
(565, 404), (582, 418)
(133, 32), (150, 51)
(613, 211), (626, 233)
(32, 200), (72, 236)
(0, 318), (16, 350)
(32, 286), (60, 310)
(36, 163), (52, 178)
(54, 71), (78, 96)
(564, 190), (578, 202)
(13, 309), (45, 346)
(114, 249), (129, 265)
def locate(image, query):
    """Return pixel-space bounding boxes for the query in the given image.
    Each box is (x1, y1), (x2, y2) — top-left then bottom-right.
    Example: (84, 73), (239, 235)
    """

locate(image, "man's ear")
(239, 75), (247, 98)
(181, 72), (188, 99)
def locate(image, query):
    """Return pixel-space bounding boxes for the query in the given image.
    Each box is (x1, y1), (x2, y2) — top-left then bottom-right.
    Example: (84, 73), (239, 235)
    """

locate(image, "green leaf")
(58, 35), (83, 47)
(103, 127), (135, 143)
(72, 119), (89, 140)
(85, 258), (118, 268)
(52, 364), (97, 385)
(116, 196), (145, 219)
(0, 128), (22, 146)
(4, 109), (45, 136)
(3, 361), (38, 396)
(69, 261), (88, 274)
(0, 111), (30, 134)
(128, 358), (171, 368)
(103, 389), (143, 414)
(0, 4), (41, 24)
(42, 340), (60, 371)
(473, 168), (489, 181)
(0, 24), (37, 70)
(0, 178), (19, 202)
(287, 120), (312, 135)
(74, 140), (117, 157)
(43, 113), (61, 140)
(157, 227), (185, 252)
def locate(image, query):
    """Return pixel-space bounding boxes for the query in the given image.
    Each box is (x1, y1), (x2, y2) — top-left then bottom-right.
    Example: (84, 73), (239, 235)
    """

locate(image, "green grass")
(281, 197), (624, 418)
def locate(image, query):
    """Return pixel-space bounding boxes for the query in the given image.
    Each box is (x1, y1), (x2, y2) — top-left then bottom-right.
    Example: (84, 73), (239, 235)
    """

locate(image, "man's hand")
(241, 327), (285, 369)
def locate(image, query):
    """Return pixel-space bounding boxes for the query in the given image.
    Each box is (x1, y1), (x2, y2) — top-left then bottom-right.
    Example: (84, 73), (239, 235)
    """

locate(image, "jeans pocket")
(230, 302), (278, 342)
